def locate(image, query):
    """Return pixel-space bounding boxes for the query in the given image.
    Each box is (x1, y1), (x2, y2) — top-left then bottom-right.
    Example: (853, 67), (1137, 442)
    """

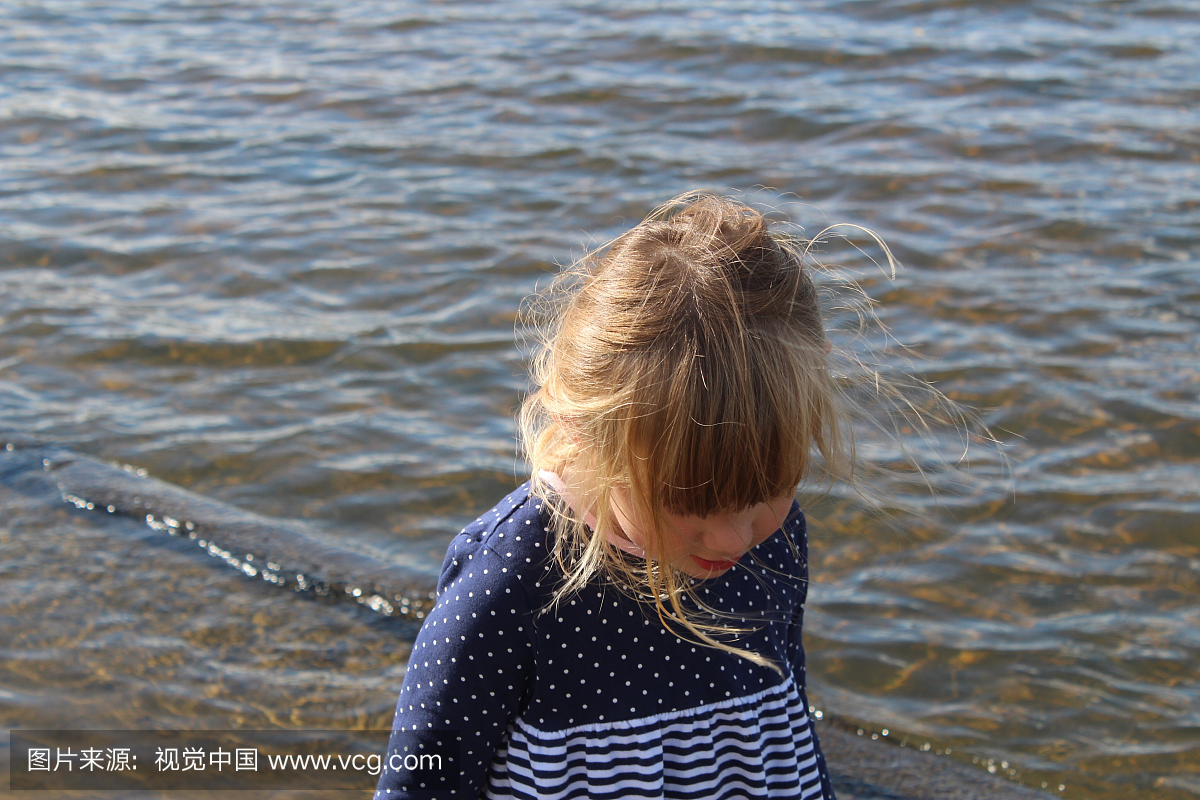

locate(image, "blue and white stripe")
(487, 675), (825, 799)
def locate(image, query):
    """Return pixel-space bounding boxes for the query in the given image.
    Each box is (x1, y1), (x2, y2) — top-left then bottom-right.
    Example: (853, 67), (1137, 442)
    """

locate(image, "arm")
(375, 532), (536, 799)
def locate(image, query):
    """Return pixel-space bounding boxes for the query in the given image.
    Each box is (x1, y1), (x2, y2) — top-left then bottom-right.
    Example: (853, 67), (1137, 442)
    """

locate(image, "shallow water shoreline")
(5, 2), (1198, 794)
(820, 723), (1053, 799)
(1, 438), (1051, 799)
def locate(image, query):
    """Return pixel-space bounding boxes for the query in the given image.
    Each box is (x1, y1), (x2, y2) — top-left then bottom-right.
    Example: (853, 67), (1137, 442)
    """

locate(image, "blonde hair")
(518, 191), (930, 670)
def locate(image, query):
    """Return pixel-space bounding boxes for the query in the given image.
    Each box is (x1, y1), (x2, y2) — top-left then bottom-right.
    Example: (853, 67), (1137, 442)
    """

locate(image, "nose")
(699, 513), (755, 560)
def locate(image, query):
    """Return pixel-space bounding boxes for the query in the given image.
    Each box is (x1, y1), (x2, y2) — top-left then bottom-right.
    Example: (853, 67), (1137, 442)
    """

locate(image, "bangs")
(622, 335), (830, 518)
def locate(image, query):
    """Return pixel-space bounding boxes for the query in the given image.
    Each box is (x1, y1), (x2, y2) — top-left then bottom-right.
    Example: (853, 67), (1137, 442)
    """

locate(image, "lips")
(691, 555), (739, 572)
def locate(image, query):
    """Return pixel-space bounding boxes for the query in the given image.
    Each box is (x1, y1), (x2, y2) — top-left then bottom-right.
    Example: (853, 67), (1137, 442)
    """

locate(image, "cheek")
(752, 498), (795, 540)
(655, 517), (702, 552)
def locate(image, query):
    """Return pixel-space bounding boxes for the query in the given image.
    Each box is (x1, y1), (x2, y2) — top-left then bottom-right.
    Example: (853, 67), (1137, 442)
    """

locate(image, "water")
(2, 1), (1199, 797)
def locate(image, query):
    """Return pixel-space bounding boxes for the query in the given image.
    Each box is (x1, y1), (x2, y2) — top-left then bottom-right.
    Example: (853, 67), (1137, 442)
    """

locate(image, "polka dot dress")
(375, 483), (836, 800)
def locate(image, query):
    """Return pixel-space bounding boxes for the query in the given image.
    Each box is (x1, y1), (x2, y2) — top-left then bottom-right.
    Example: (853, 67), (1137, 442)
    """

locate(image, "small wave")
(1, 436), (436, 621)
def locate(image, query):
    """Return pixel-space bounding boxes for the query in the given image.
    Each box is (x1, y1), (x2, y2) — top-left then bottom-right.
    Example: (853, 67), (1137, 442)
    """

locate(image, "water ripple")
(2, 1), (1199, 797)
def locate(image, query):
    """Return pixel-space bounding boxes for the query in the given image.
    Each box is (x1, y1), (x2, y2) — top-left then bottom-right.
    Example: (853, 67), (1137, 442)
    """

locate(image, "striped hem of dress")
(485, 674), (826, 800)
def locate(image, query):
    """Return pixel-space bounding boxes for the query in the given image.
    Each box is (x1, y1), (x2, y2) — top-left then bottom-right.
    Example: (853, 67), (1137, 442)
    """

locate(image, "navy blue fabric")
(376, 482), (836, 799)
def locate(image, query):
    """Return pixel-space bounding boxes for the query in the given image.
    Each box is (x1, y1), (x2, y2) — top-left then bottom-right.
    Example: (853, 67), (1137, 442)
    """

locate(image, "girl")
(377, 193), (859, 799)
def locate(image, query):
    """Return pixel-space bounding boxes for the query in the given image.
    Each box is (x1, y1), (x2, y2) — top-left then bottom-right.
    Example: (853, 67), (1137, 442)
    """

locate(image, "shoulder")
(755, 500), (808, 566)
(436, 481), (555, 599)
(741, 500), (810, 606)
